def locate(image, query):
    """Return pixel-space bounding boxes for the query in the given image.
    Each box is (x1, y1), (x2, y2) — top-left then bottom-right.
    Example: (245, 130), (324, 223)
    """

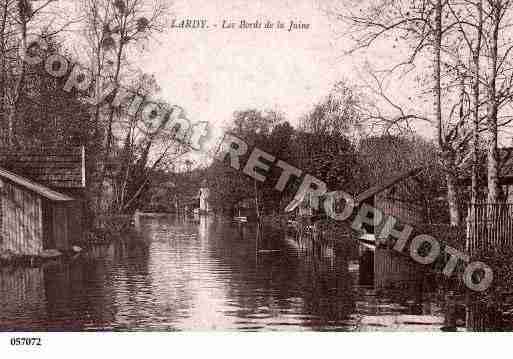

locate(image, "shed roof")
(0, 146), (85, 189)
(355, 167), (425, 204)
(0, 167), (74, 201)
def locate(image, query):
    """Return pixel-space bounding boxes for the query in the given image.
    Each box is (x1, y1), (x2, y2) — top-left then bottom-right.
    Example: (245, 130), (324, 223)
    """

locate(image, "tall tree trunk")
(7, 1), (28, 147)
(487, 2), (500, 204)
(447, 171), (461, 226)
(472, 0), (483, 205)
(118, 124), (135, 212)
(0, 0), (9, 144)
(434, 0), (443, 152)
(96, 25), (126, 205)
(434, 0), (459, 225)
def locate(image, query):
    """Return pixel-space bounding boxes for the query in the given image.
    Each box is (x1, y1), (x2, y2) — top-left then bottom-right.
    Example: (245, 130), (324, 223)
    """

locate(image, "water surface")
(0, 216), (453, 331)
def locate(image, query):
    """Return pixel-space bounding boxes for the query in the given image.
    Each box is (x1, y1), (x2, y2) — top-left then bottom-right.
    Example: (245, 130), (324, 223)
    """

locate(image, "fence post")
(466, 204), (471, 254)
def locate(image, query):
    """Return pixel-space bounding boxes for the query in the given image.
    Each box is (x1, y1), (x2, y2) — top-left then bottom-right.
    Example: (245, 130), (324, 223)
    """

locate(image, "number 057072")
(10, 337), (41, 346)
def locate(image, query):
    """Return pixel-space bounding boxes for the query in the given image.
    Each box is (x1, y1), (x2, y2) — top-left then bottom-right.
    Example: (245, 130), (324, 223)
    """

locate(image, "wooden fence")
(466, 203), (513, 255)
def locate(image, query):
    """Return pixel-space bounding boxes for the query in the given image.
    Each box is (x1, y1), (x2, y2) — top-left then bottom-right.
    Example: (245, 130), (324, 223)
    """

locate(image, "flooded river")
(0, 215), (490, 331)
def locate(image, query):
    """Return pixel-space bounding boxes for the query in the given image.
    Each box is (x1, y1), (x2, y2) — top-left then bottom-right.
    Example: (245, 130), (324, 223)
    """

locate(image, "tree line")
(1, 0), (506, 229)
(156, 81), (449, 223)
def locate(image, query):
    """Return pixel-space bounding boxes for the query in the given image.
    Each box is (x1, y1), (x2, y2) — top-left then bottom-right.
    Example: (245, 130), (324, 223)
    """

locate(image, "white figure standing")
(199, 181), (209, 213)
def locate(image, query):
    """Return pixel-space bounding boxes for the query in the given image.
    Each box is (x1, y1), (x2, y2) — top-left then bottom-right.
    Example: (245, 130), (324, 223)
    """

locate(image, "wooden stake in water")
(134, 209), (141, 230)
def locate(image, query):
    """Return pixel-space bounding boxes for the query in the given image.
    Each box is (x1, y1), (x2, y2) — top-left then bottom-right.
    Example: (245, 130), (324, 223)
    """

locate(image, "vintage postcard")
(0, 0), (511, 356)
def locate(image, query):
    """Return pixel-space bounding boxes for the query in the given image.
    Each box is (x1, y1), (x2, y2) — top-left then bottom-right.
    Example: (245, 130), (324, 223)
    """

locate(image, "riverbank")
(0, 246), (83, 267)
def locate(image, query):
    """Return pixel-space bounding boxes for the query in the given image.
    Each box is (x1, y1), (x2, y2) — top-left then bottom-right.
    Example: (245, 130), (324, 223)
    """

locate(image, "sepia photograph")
(0, 0), (513, 356)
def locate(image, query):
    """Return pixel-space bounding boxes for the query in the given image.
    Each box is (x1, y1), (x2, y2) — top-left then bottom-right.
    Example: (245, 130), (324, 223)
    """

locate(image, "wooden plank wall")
(1, 180), (43, 255)
(374, 247), (424, 289)
(41, 201), (75, 251)
(53, 204), (68, 250)
(66, 202), (83, 245)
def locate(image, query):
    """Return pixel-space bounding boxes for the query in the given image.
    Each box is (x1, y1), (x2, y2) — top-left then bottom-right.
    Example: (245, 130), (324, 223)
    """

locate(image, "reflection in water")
(0, 267), (47, 328)
(0, 216), (499, 331)
(358, 247), (374, 286)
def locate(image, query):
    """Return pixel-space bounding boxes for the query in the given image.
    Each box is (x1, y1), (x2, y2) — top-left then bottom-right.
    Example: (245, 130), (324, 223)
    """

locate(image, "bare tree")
(0, 0), (68, 146)
(79, 0), (169, 212)
(435, 0), (513, 204)
(337, 0), (475, 224)
(484, 0), (511, 203)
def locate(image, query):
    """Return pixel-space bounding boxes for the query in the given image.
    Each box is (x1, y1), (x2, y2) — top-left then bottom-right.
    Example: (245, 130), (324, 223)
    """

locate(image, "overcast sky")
(134, 0), (374, 154)
(55, 0), (513, 164)
(53, 0), (436, 163)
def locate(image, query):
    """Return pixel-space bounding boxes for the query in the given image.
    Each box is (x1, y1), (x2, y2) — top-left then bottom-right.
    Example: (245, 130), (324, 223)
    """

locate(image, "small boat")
(257, 249), (280, 254)
(234, 216), (248, 223)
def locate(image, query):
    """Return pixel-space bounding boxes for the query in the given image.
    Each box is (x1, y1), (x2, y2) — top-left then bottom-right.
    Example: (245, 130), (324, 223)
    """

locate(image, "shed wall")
(0, 180), (43, 255)
(42, 201), (80, 251)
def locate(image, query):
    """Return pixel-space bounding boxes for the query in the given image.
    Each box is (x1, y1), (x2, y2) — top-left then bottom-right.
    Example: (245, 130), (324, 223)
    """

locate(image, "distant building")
(355, 167), (428, 228)
(354, 167), (433, 289)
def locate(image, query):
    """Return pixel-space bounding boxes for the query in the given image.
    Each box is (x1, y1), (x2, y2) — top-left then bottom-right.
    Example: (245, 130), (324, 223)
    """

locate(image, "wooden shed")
(0, 167), (82, 256)
(355, 167), (428, 227)
(354, 168), (432, 289)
